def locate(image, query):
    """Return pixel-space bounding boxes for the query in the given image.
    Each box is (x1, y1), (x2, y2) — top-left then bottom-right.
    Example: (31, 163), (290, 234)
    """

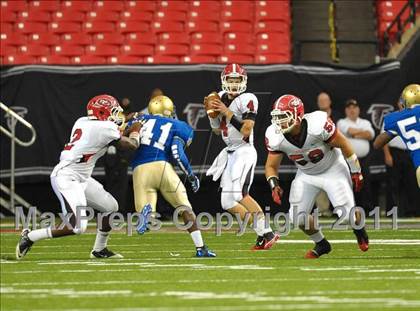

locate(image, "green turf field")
(1, 225), (420, 311)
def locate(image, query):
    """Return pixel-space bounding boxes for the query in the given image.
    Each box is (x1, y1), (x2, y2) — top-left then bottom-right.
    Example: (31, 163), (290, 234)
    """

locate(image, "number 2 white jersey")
(265, 111), (341, 175)
(216, 91), (258, 151)
(51, 117), (121, 181)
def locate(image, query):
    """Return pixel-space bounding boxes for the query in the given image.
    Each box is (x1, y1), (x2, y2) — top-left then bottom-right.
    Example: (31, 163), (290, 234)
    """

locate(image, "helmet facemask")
(108, 106), (125, 127)
(222, 75), (247, 95)
(271, 109), (299, 133)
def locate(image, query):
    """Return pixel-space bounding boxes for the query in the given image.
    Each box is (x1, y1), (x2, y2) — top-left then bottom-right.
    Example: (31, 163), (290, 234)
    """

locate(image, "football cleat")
(136, 203), (152, 235)
(196, 245), (216, 257)
(16, 229), (34, 260)
(90, 248), (123, 259)
(251, 235), (265, 251)
(353, 228), (369, 252)
(251, 232), (280, 251)
(305, 239), (332, 259)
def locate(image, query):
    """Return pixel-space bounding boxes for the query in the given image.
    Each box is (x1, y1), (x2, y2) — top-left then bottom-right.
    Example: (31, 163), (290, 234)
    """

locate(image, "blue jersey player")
(129, 95), (216, 257)
(374, 84), (420, 187)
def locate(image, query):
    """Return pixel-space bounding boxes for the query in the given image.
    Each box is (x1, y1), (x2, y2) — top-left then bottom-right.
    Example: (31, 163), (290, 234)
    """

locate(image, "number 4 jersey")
(130, 115), (194, 168)
(265, 111), (341, 175)
(384, 106), (420, 168)
(52, 117), (121, 180)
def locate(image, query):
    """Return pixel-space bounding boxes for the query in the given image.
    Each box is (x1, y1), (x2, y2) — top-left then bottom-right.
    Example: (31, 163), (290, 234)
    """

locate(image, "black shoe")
(353, 228), (369, 252)
(90, 248), (123, 259)
(252, 235), (265, 250)
(305, 239), (331, 258)
(16, 229), (34, 260)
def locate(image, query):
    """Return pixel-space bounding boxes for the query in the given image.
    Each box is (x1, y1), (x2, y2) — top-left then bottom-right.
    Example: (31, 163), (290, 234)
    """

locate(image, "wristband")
(267, 176), (280, 190)
(129, 131), (140, 146)
(230, 115), (243, 131)
(346, 154), (361, 173)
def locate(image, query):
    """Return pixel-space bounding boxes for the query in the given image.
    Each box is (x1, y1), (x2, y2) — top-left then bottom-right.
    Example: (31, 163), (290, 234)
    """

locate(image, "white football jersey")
(265, 111), (341, 175)
(216, 91), (258, 151)
(52, 117), (121, 181)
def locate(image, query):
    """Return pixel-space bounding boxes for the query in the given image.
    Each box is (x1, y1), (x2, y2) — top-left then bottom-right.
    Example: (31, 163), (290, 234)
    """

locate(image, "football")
(204, 91), (220, 118)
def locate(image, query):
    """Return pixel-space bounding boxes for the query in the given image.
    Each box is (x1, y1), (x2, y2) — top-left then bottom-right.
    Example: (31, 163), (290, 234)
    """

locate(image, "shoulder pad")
(305, 111), (329, 135)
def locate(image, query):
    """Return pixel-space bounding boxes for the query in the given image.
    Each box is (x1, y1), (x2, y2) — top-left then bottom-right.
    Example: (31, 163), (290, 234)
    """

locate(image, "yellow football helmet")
(400, 84), (420, 109)
(148, 95), (174, 117)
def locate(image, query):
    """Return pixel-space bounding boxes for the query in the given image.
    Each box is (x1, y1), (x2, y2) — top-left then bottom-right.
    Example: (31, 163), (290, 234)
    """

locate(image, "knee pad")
(221, 191), (238, 211)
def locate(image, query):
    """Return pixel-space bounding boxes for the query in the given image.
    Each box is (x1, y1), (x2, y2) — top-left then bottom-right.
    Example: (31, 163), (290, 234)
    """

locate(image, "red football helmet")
(271, 94), (304, 133)
(86, 94), (125, 126)
(221, 63), (247, 95)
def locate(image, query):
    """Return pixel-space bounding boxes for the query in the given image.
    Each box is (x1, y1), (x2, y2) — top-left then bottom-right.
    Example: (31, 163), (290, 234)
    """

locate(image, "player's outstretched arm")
(373, 132), (394, 150)
(117, 121), (142, 150)
(265, 152), (284, 205)
(172, 137), (200, 192)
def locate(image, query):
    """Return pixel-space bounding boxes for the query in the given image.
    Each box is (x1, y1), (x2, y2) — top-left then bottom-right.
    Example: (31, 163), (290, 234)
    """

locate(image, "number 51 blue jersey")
(130, 115), (194, 169)
(384, 106), (420, 167)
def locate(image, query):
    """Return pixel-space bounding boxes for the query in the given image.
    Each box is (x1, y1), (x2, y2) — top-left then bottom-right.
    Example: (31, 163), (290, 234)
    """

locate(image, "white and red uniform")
(50, 117), (121, 233)
(265, 111), (355, 223)
(207, 91), (258, 210)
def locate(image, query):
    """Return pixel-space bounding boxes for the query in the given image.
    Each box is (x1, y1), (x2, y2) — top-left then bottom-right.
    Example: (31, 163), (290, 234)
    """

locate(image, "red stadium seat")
(1, 23), (13, 33)
(157, 1), (189, 12)
(1, 10), (16, 22)
(181, 55), (217, 64)
(53, 10), (85, 22)
(1, 33), (27, 46)
(152, 21), (184, 33)
(62, 33), (92, 46)
(18, 10), (51, 22)
(255, 54), (290, 64)
(159, 32), (190, 45)
(52, 44), (84, 56)
(120, 44), (154, 56)
(125, 1), (156, 12)
(49, 22), (81, 34)
(62, 1), (92, 12)
(156, 44), (189, 56)
(155, 11), (186, 22)
(191, 32), (222, 44)
(107, 55), (142, 64)
(117, 21), (149, 33)
(92, 1), (124, 12)
(3, 54), (37, 65)
(39, 55), (71, 64)
(222, 0), (253, 9)
(187, 21), (218, 33)
(29, 1), (60, 12)
(84, 21), (114, 34)
(256, 1), (290, 9)
(222, 8), (254, 22)
(220, 21), (253, 33)
(188, 10), (220, 23)
(191, 43), (222, 56)
(87, 11), (120, 22)
(18, 44), (50, 56)
(86, 44), (119, 56)
(224, 32), (254, 44)
(125, 33), (156, 45)
(256, 32), (290, 45)
(190, 1), (221, 12)
(255, 21), (289, 34)
(218, 54), (253, 64)
(256, 9), (290, 22)
(121, 10), (153, 22)
(257, 42), (290, 54)
(71, 55), (107, 64)
(16, 22), (48, 34)
(28, 33), (60, 46)
(93, 33), (124, 45)
(0, 45), (16, 56)
(224, 43), (255, 56)
(1, 0), (27, 12)
(144, 55), (179, 64)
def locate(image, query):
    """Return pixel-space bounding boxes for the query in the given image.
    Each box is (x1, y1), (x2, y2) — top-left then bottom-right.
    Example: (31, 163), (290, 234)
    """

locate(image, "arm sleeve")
(171, 137), (193, 176)
(101, 122), (121, 145)
(239, 94), (258, 120)
(321, 117), (338, 142)
(383, 116), (398, 137)
(265, 128), (282, 154)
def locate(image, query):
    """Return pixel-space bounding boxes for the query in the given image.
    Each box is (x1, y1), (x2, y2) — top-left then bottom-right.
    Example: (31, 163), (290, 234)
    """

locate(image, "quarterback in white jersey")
(265, 95), (369, 258)
(16, 95), (142, 260)
(205, 63), (279, 250)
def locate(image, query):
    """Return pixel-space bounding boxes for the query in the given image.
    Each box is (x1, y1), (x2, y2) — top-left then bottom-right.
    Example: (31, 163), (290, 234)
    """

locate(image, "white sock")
(190, 230), (204, 248)
(309, 231), (324, 243)
(93, 230), (110, 252)
(28, 228), (52, 242)
(253, 215), (271, 236)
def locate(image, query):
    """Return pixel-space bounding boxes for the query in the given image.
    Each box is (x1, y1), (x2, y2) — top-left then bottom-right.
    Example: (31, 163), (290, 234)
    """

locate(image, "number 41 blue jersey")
(130, 115), (194, 168)
(384, 106), (420, 167)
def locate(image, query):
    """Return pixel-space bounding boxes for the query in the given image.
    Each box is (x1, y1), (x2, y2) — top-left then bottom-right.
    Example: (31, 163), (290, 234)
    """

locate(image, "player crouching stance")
(264, 95), (369, 258)
(130, 95), (216, 257)
(205, 64), (279, 250)
(16, 95), (142, 260)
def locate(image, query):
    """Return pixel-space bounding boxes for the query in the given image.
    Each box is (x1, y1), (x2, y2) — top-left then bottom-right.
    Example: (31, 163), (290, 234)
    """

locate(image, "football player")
(205, 63), (279, 250)
(130, 95), (216, 257)
(265, 94), (369, 258)
(374, 84), (420, 187)
(16, 95), (142, 260)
